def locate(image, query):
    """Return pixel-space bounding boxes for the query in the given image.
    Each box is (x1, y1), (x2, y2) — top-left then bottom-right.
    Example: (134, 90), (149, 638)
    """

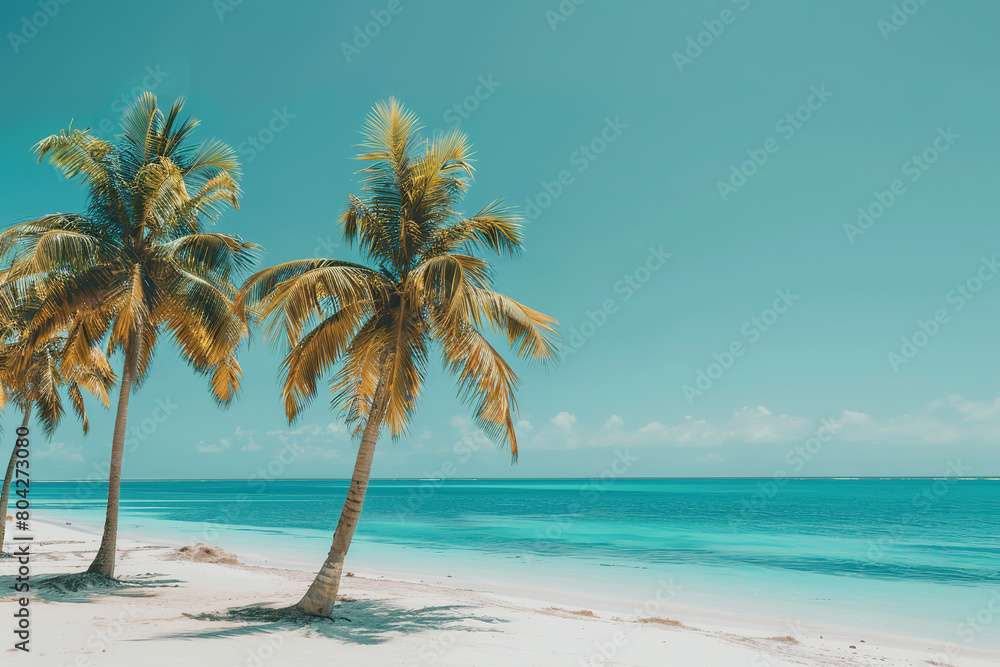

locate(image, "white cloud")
(196, 396), (1000, 464)
(526, 396), (1000, 452)
(291, 425), (323, 437)
(830, 395), (1000, 445)
(33, 441), (83, 464)
(325, 423), (349, 436)
(591, 406), (811, 449)
(197, 439), (232, 454)
(295, 445), (341, 460)
(551, 412), (577, 431)
(446, 417), (493, 459)
(204, 420), (354, 457)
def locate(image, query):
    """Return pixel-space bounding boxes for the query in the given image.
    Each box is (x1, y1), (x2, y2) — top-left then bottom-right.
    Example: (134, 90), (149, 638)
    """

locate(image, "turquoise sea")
(27, 478), (999, 649)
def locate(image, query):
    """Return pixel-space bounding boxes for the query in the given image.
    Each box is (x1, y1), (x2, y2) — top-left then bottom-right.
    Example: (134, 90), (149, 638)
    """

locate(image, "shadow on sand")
(0, 572), (182, 603)
(168, 599), (507, 645)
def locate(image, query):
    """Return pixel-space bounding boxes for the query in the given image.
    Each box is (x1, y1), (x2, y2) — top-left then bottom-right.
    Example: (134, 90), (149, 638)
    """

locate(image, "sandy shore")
(0, 519), (995, 666)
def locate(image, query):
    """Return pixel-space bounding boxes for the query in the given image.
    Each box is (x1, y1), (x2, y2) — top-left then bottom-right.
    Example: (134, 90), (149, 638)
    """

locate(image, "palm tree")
(0, 92), (256, 577)
(237, 99), (559, 617)
(0, 332), (116, 553)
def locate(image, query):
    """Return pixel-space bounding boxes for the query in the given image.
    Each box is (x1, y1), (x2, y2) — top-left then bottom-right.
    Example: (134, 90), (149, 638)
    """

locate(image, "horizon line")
(31, 476), (998, 482)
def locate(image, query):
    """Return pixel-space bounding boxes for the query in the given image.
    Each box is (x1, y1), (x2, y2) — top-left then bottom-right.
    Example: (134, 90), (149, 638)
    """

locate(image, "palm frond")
(439, 325), (520, 459)
(209, 353), (243, 406)
(155, 233), (258, 283)
(280, 303), (367, 421)
(237, 99), (558, 463)
(421, 199), (523, 259)
(237, 260), (384, 345)
(33, 127), (116, 187)
(380, 294), (428, 437)
(471, 290), (560, 364)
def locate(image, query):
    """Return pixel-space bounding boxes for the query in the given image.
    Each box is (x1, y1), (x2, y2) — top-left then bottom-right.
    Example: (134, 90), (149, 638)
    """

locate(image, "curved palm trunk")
(296, 382), (389, 616)
(0, 410), (31, 555)
(86, 348), (136, 577)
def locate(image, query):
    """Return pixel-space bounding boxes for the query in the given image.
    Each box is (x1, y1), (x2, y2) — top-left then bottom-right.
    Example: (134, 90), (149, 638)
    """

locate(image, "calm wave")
(28, 478), (1000, 647)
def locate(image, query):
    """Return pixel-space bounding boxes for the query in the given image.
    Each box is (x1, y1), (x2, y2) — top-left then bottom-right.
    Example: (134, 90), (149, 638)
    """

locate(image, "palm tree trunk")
(86, 345), (137, 577)
(296, 380), (389, 616)
(0, 410), (30, 555)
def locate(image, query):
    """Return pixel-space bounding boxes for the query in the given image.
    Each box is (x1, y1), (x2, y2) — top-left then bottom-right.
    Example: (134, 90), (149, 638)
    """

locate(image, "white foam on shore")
(4, 517), (999, 666)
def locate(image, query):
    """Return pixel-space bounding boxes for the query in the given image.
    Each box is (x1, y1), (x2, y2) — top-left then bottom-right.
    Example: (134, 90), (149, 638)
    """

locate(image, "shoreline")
(38, 511), (994, 646)
(1, 517), (995, 666)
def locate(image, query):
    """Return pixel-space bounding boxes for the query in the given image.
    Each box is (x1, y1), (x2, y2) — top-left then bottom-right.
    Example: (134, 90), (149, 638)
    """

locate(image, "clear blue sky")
(2, 0), (999, 480)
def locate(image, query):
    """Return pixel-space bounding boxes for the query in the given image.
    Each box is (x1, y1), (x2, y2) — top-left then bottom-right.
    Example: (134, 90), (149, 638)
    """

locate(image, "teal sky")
(2, 0), (999, 480)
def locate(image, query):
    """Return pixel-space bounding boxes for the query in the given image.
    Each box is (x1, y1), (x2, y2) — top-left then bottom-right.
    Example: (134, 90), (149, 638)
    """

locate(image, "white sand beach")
(2, 519), (995, 666)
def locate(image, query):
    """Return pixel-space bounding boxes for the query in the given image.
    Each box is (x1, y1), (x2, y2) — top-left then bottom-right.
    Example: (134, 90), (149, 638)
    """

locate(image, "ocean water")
(24, 478), (1000, 649)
